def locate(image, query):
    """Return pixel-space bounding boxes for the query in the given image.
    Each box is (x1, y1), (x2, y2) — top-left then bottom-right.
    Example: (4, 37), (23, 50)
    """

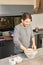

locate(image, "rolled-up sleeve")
(13, 26), (21, 47)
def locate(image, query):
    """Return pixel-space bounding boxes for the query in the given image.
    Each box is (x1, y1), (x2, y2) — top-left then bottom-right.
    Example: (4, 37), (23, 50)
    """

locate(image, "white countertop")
(0, 53), (27, 65)
(0, 48), (43, 65)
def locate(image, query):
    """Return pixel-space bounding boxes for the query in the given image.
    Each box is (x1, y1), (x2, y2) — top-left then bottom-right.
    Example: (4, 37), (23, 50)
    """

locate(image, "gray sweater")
(13, 24), (34, 54)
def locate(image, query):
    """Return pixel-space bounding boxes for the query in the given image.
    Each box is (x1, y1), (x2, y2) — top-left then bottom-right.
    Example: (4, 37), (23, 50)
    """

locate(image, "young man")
(13, 12), (36, 54)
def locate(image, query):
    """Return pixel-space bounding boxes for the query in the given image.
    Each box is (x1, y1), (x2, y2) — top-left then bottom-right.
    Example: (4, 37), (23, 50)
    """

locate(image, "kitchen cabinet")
(39, 34), (43, 47)
(34, 30), (43, 48)
(35, 34), (42, 48)
(0, 39), (14, 59)
(41, 38), (43, 47)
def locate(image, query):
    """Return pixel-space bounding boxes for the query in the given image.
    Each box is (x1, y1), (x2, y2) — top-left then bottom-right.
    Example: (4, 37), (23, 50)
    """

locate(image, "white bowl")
(9, 56), (23, 65)
(14, 56), (23, 63)
(24, 48), (38, 59)
(9, 58), (16, 65)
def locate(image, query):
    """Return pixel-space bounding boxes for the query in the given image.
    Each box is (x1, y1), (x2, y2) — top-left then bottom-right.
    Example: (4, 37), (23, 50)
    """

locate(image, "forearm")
(15, 39), (27, 51)
(20, 44), (27, 51)
(32, 37), (36, 50)
(14, 37), (27, 51)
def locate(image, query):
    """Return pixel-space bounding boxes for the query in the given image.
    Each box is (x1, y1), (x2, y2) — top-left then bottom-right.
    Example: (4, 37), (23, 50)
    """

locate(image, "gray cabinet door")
(0, 40), (14, 59)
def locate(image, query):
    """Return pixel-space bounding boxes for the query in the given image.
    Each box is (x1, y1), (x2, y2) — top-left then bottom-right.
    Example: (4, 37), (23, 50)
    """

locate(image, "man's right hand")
(20, 44), (34, 54)
(24, 48), (34, 54)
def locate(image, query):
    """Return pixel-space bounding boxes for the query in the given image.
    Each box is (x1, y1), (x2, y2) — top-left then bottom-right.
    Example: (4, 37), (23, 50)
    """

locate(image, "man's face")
(22, 18), (31, 27)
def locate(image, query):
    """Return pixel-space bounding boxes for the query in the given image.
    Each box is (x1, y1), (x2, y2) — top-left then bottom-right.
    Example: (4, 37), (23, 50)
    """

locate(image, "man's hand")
(32, 37), (36, 51)
(20, 44), (34, 54)
(32, 45), (36, 51)
(24, 48), (34, 54)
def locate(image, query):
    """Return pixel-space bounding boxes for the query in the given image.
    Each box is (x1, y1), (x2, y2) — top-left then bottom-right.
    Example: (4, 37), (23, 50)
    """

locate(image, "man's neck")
(21, 23), (29, 28)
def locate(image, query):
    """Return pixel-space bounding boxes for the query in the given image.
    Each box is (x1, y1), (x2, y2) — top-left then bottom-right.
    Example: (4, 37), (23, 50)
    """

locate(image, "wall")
(0, 0), (40, 9)
(0, 5), (34, 16)
(34, 0), (40, 8)
(31, 13), (43, 29)
(0, 0), (34, 5)
(41, 0), (43, 8)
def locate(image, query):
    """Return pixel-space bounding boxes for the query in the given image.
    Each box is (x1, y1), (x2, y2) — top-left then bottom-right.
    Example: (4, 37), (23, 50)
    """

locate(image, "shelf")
(0, 36), (13, 41)
(4, 36), (13, 40)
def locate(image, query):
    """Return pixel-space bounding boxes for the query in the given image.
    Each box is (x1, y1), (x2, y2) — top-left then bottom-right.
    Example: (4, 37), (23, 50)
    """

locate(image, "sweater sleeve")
(13, 26), (21, 47)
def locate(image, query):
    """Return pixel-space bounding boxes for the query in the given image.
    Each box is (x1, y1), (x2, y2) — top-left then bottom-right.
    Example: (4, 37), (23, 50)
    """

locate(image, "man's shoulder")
(15, 24), (21, 30)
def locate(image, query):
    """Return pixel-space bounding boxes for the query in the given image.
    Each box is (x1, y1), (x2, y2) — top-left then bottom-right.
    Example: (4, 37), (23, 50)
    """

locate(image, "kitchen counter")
(33, 31), (43, 35)
(0, 48), (43, 65)
(17, 48), (43, 65)
(0, 36), (13, 41)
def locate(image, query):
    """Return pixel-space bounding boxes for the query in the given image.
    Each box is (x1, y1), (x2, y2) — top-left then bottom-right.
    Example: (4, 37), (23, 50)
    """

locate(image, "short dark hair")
(22, 12), (32, 21)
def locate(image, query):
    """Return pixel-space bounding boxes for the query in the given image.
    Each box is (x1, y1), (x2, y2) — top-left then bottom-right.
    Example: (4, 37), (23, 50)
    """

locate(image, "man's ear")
(21, 19), (23, 23)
